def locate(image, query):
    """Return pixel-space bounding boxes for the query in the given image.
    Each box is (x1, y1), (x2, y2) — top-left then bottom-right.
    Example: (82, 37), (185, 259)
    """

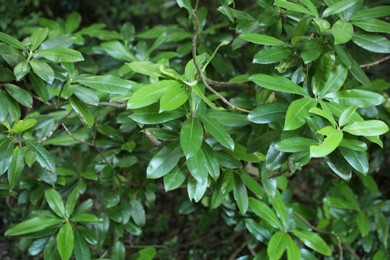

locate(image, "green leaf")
(73, 85), (99, 106)
(310, 126), (343, 158)
(331, 20), (354, 44)
(250, 74), (308, 96)
(187, 177), (208, 202)
(230, 143), (265, 162)
(325, 150), (352, 180)
(275, 137), (318, 153)
(275, 0), (311, 15)
(29, 28), (49, 51)
(352, 19), (390, 34)
(325, 89), (385, 108)
(137, 247), (156, 260)
(0, 137), (14, 175)
(0, 32), (25, 50)
(70, 96), (95, 128)
(352, 33), (390, 53)
(349, 55), (371, 86)
(301, 39), (325, 64)
(350, 6), (390, 20)
(233, 175), (249, 214)
(163, 166), (186, 192)
(45, 189), (66, 218)
(338, 105), (358, 127)
(339, 147), (369, 174)
(291, 230), (331, 256)
(5, 217), (61, 236)
(74, 231), (91, 260)
(64, 12), (81, 33)
(299, 0), (319, 17)
(207, 111), (248, 127)
(180, 118), (203, 159)
(268, 231), (288, 260)
(37, 48), (84, 62)
(77, 75), (132, 94)
(130, 200), (146, 227)
(56, 223), (74, 260)
(284, 97), (316, 130)
(24, 139), (56, 172)
(309, 106), (336, 127)
(322, 0), (359, 18)
(187, 148), (208, 184)
(65, 188), (79, 218)
(30, 59), (54, 84)
(146, 144), (182, 179)
(356, 212), (370, 237)
(312, 51), (335, 95)
(272, 192), (287, 228)
(249, 198), (283, 229)
(10, 119), (37, 133)
(101, 41), (136, 61)
(248, 103), (288, 124)
(239, 33), (287, 46)
(0, 93), (11, 122)
(14, 61), (31, 81)
(4, 83), (33, 107)
(339, 138), (367, 151)
(343, 120), (389, 136)
(71, 213), (98, 223)
(130, 104), (185, 124)
(318, 65), (348, 98)
(160, 86), (188, 112)
(200, 113), (234, 150)
(111, 240), (125, 260)
(202, 144), (220, 181)
(8, 146), (24, 189)
(128, 80), (181, 109)
(286, 235), (301, 260)
(125, 61), (162, 77)
(30, 73), (49, 102)
(253, 47), (291, 64)
(238, 169), (264, 198)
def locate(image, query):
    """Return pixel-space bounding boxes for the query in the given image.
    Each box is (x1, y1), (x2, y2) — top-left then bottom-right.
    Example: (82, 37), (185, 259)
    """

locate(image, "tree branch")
(99, 102), (127, 108)
(205, 78), (251, 89)
(191, 0), (250, 113)
(360, 55), (390, 68)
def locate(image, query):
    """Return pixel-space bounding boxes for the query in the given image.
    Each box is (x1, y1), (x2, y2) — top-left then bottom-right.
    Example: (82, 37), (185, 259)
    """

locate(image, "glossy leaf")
(29, 28), (49, 51)
(30, 73), (49, 102)
(253, 47), (291, 64)
(180, 118), (203, 159)
(187, 177), (207, 202)
(301, 39), (325, 64)
(339, 147), (369, 174)
(8, 146), (24, 189)
(322, 0), (359, 17)
(325, 89), (385, 107)
(163, 166), (186, 191)
(202, 144), (220, 181)
(275, 0), (311, 15)
(57, 223), (74, 260)
(45, 189), (66, 218)
(146, 144), (182, 179)
(30, 59), (55, 84)
(338, 105), (358, 127)
(37, 48), (84, 62)
(233, 175), (248, 214)
(4, 83), (33, 107)
(352, 19), (390, 34)
(248, 103), (288, 124)
(239, 33), (287, 46)
(77, 75), (132, 94)
(0, 32), (25, 50)
(275, 137), (318, 152)
(10, 118), (37, 133)
(352, 33), (390, 53)
(267, 231), (288, 260)
(24, 139), (56, 172)
(65, 12), (81, 33)
(0, 137), (14, 175)
(312, 52), (335, 95)
(350, 6), (390, 20)
(284, 97), (316, 130)
(326, 150), (352, 180)
(238, 169), (264, 198)
(250, 74), (308, 96)
(291, 230), (331, 256)
(299, 0), (318, 17)
(74, 231), (91, 260)
(310, 126), (343, 158)
(14, 61), (31, 81)
(160, 86), (188, 112)
(5, 217), (61, 236)
(200, 113), (234, 150)
(101, 41), (136, 61)
(187, 148), (208, 184)
(287, 235), (301, 260)
(343, 120), (389, 136)
(331, 20), (353, 44)
(249, 198), (283, 229)
(70, 96), (95, 128)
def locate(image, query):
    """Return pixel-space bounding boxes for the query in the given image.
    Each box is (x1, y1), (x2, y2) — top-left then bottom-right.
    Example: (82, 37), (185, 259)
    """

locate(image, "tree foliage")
(0, 0), (390, 259)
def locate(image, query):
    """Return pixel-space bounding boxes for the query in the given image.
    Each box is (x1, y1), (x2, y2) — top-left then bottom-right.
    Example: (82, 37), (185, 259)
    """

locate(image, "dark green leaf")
(352, 33), (390, 53)
(339, 147), (368, 174)
(8, 146), (24, 189)
(4, 83), (33, 107)
(163, 166), (186, 191)
(356, 212), (370, 237)
(187, 177), (208, 202)
(312, 52), (335, 96)
(24, 139), (56, 172)
(0, 137), (14, 175)
(350, 6), (390, 20)
(233, 175), (248, 214)
(146, 144), (182, 179)
(239, 169), (264, 198)
(30, 73), (49, 102)
(130, 104), (185, 124)
(74, 231), (91, 260)
(253, 47), (291, 64)
(70, 96), (95, 128)
(301, 39), (325, 64)
(14, 61), (31, 81)
(180, 118), (203, 159)
(291, 230), (331, 256)
(322, 0), (359, 17)
(352, 19), (390, 34)
(187, 148), (208, 184)
(111, 240), (125, 260)
(77, 75), (132, 94)
(5, 217), (61, 236)
(250, 74), (308, 96)
(0, 32), (25, 50)
(207, 111), (248, 127)
(202, 144), (220, 181)
(200, 113), (234, 150)
(249, 198), (282, 229)
(248, 103), (288, 124)
(30, 59), (54, 84)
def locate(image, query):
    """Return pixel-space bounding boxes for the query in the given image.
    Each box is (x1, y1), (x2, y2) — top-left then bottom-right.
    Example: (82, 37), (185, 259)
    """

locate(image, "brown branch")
(143, 129), (163, 147)
(228, 242), (247, 260)
(360, 55), (390, 68)
(99, 102), (127, 109)
(61, 123), (113, 167)
(191, 0), (250, 113)
(205, 78), (251, 89)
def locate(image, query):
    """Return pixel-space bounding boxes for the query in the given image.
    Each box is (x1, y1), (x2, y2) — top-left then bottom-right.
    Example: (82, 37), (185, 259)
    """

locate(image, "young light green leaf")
(45, 189), (66, 218)
(65, 188), (79, 218)
(187, 148), (208, 184)
(24, 139), (56, 172)
(8, 146), (25, 189)
(250, 74), (308, 96)
(352, 19), (390, 34)
(57, 223), (74, 260)
(339, 147), (369, 174)
(275, 137), (318, 153)
(126, 61), (162, 77)
(248, 198), (283, 229)
(65, 12), (81, 33)
(339, 105), (358, 127)
(253, 47), (291, 64)
(146, 144), (182, 179)
(10, 118), (37, 133)
(29, 28), (49, 51)
(275, 0), (311, 15)
(310, 126), (343, 158)
(37, 48), (84, 62)
(180, 118), (203, 159)
(267, 231), (288, 260)
(356, 212), (370, 237)
(352, 32), (390, 53)
(325, 89), (385, 107)
(309, 107), (336, 127)
(331, 20), (354, 44)
(248, 103), (289, 124)
(200, 113), (234, 150)
(30, 59), (55, 84)
(0, 32), (26, 50)
(350, 6), (390, 20)
(286, 235), (301, 260)
(163, 166), (186, 192)
(160, 86), (188, 112)
(233, 175), (248, 214)
(4, 83), (33, 107)
(318, 64), (348, 97)
(70, 96), (95, 128)
(128, 80), (181, 109)
(284, 97), (316, 130)
(343, 120), (389, 136)
(291, 230), (331, 256)
(101, 41), (136, 61)
(77, 75), (132, 94)
(322, 0), (359, 18)
(299, 0), (318, 17)
(14, 61), (31, 81)
(239, 33), (287, 46)
(5, 217), (61, 236)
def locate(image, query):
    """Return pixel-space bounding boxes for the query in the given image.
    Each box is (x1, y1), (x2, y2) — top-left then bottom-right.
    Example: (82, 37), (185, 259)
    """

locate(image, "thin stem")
(99, 102), (127, 108)
(360, 55), (390, 68)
